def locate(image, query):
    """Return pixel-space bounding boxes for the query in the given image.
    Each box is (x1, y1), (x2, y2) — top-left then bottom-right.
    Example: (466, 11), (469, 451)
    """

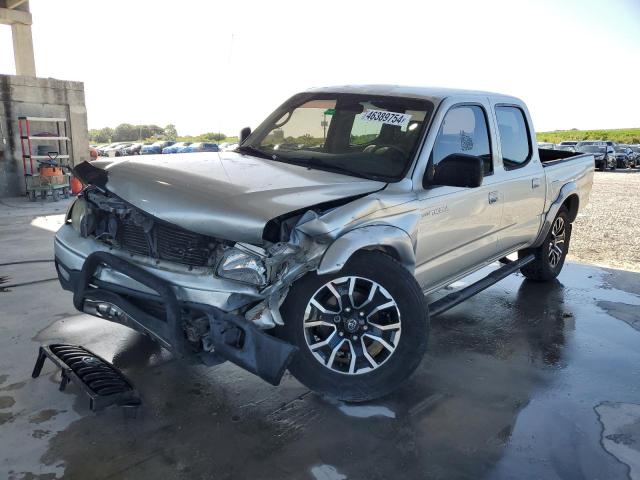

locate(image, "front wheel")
(519, 206), (572, 281)
(279, 251), (429, 402)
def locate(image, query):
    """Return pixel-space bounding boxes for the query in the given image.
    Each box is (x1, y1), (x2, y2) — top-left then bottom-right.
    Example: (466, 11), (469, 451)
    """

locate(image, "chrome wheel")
(548, 216), (566, 268)
(303, 276), (401, 375)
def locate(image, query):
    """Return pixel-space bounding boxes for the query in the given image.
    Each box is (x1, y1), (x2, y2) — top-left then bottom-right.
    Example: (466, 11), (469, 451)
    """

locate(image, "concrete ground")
(1, 196), (640, 480)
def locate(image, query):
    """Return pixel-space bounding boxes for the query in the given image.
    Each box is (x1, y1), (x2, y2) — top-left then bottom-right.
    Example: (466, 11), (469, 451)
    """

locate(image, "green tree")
(164, 124), (178, 141)
(139, 124), (164, 139)
(198, 132), (226, 142)
(90, 127), (114, 143)
(113, 123), (138, 142)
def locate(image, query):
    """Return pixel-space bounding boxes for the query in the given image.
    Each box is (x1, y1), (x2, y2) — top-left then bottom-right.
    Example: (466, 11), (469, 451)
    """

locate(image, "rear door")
(491, 104), (546, 253)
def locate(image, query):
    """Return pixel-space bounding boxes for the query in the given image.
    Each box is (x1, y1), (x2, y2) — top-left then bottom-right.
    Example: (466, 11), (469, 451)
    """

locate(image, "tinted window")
(496, 106), (531, 169)
(427, 105), (492, 185)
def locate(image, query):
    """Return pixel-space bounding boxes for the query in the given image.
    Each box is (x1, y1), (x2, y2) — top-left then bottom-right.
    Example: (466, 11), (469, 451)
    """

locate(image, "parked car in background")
(124, 143), (150, 155)
(141, 141), (176, 155)
(101, 143), (133, 157)
(613, 145), (634, 168)
(96, 143), (119, 156)
(175, 143), (192, 153)
(537, 142), (555, 149)
(221, 143), (238, 152)
(629, 145), (640, 167)
(559, 141), (579, 147)
(112, 143), (135, 157)
(163, 142), (191, 154)
(577, 140), (617, 148)
(184, 142), (219, 153)
(577, 144), (616, 171)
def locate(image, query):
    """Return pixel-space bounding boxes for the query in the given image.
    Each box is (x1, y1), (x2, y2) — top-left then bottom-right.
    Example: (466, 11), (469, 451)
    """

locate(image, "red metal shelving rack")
(18, 116), (71, 200)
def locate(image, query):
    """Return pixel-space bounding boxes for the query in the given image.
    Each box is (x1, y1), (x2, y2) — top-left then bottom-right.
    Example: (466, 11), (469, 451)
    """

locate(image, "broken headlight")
(68, 198), (94, 237)
(217, 248), (267, 286)
(69, 198), (87, 232)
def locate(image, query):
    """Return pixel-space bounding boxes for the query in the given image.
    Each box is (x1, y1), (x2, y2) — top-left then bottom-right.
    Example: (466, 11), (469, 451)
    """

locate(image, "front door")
(414, 104), (503, 292)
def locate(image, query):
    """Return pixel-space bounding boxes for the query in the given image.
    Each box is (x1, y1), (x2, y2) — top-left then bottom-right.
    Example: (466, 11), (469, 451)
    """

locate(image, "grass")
(536, 128), (640, 144)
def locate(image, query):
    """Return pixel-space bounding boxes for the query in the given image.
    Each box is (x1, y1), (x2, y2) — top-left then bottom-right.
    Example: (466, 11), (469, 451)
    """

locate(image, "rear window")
(495, 106), (531, 169)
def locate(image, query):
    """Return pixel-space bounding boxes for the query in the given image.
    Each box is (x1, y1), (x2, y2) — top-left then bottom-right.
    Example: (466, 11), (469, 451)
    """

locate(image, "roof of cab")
(305, 84), (520, 104)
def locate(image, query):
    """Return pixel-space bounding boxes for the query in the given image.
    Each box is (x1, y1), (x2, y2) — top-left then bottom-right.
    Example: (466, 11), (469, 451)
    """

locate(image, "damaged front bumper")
(55, 239), (298, 385)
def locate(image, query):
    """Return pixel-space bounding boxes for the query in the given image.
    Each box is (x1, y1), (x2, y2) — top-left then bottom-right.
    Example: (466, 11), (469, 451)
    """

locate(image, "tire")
(519, 206), (571, 282)
(278, 250), (429, 402)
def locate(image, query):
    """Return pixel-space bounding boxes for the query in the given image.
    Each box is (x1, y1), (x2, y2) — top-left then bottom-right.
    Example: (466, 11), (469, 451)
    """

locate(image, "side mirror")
(432, 153), (484, 188)
(239, 127), (251, 144)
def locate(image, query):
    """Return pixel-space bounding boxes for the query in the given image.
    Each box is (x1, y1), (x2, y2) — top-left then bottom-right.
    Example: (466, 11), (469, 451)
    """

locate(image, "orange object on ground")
(39, 166), (63, 177)
(70, 176), (83, 195)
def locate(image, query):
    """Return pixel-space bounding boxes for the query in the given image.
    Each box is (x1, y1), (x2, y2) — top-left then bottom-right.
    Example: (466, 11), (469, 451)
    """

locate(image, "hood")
(90, 152), (385, 243)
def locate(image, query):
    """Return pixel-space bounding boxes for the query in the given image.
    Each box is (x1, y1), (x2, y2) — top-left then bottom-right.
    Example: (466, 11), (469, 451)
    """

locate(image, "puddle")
(311, 464), (347, 480)
(597, 301), (640, 333)
(595, 402), (640, 479)
(0, 396), (16, 409)
(29, 409), (62, 425)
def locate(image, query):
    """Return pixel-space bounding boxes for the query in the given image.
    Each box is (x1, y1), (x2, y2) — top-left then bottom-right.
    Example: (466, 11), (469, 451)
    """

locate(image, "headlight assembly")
(68, 198), (94, 237)
(217, 248), (267, 286)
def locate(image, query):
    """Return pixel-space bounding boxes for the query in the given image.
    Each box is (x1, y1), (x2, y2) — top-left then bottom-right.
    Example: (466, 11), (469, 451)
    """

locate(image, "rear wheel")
(279, 251), (428, 402)
(519, 207), (571, 281)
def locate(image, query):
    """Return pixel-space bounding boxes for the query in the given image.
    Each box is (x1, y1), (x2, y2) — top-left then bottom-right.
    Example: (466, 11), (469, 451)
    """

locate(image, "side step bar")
(428, 254), (535, 317)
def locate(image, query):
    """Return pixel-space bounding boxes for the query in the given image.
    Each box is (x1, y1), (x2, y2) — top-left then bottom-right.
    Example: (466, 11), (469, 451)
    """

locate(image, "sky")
(1, 0), (639, 136)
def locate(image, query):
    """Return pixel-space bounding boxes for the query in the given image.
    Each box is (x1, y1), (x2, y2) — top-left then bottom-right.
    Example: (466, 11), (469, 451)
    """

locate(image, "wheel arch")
(562, 193), (580, 223)
(531, 181), (578, 248)
(316, 225), (416, 276)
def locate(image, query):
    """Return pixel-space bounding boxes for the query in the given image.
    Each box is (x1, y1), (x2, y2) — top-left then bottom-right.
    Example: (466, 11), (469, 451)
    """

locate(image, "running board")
(428, 254), (535, 317)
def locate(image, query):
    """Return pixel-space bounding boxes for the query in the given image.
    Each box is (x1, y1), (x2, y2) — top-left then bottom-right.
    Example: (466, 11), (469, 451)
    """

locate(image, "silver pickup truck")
(56, 85), (594, 401)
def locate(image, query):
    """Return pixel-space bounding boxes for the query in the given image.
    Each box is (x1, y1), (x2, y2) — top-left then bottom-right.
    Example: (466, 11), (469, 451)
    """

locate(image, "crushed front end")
(54, 186), (319, 385)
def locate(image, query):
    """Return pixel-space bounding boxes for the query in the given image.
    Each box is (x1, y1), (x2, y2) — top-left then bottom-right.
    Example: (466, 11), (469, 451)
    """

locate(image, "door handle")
(488, 191), (499, 204)
(532, 177), (541, 189)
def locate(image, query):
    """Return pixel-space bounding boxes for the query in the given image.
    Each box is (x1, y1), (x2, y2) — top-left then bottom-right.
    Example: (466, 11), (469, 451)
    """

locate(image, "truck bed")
(538, 148), (584, 165)
(540, 149), (595, 215)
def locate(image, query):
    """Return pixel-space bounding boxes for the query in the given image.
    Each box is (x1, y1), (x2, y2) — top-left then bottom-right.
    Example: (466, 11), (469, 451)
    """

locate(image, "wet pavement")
(1, 205), (640, 480)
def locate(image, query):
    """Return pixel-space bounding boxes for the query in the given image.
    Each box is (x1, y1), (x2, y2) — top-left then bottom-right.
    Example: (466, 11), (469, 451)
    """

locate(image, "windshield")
(240, 93), (434, 181)
(578, 145), (605, 153)
(614, 146), (627, 152)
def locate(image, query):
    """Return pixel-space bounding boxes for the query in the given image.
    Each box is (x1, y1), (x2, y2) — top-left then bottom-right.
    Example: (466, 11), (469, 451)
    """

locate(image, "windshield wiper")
(290, 156), (381, 181)
(236, 145), (274, 160)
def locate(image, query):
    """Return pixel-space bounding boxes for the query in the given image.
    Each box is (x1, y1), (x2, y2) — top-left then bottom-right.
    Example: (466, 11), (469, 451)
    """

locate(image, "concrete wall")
(0, 74), (88, 197)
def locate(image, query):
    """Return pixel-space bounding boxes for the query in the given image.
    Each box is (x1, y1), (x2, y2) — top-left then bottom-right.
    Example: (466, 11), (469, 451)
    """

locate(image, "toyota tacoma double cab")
(56, 85), (594, 401)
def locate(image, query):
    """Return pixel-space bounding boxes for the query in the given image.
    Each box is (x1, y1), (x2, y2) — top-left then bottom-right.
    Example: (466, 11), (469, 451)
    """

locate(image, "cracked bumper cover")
(54, 243), (298, 386)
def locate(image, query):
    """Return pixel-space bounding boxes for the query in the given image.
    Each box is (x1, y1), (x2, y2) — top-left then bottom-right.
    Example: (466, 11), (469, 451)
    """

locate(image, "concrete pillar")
(11, 22), (36, 77)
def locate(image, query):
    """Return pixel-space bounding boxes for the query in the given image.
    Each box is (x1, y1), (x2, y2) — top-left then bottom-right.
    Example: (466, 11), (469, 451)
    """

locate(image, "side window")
(427, 105), (492, 186)
(495, 106), (531, 169)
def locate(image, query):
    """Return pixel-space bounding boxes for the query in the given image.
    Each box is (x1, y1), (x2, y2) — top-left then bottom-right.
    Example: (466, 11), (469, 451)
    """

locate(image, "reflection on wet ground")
(1, 262), (639, 479)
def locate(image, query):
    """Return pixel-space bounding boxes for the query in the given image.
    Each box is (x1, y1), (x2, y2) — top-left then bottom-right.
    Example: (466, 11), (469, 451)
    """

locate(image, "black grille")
(120, 223), (149, 257)
(117, 221), (215, 267)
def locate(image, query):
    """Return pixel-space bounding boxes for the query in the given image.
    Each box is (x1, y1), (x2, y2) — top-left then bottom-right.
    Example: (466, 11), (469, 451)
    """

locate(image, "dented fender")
(317, 225), (416, 275)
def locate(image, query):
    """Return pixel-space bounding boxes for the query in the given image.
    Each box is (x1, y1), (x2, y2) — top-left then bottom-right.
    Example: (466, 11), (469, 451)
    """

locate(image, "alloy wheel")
(302, 276), (401, 375)
(548, 216), (566, 268)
